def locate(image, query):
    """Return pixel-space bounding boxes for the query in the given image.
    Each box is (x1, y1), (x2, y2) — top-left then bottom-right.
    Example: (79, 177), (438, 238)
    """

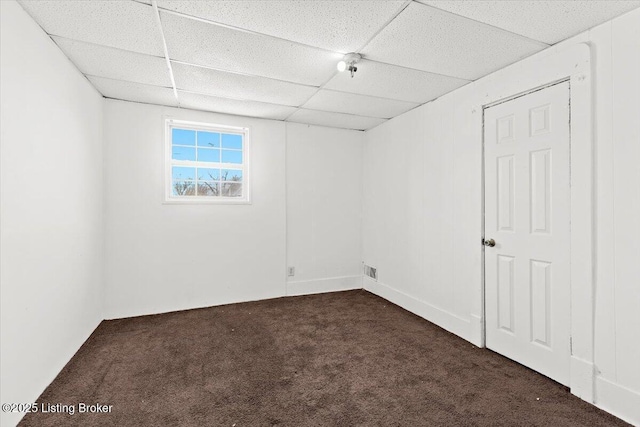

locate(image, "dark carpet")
(20, 290), (627, 426)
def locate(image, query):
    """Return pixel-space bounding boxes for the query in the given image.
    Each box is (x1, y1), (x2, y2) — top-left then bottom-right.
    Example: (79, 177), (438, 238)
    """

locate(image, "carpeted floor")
(20, 290), (627, 426)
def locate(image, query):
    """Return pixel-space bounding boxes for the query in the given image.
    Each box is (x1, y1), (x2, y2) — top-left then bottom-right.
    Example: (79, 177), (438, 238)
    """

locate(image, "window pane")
(222, 182), (242, 197)
(222, 149), (242, 164)
(172, 180), (195, 196)
(197, 131), (220, 148)
(172, 166), (196, 181)
(197, 182), (219, 196)
(197, 148), (220, 162)
(172, 146), (196, 161)
(172, 128), (195, 146)
(222, 133), (243, 149)
(221, 169), (242, 181)
(198, 168), (219, 181)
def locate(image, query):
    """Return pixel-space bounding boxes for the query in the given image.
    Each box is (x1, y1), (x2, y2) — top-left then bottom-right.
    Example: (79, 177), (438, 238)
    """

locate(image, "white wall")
(0, 2), (105, 426)
(103, 100), (287, 318)
(286, 123), (363, 295)
(363, 97), (476, 337)
(590, 10), (640, 422)
(103, 101), (364, 319)
(362, 8), (640, 425)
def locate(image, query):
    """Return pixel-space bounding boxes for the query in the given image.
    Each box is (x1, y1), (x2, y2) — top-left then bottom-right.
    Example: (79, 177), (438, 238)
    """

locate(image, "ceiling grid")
(151, 0), (178, 104)
(283, 0), (413, 123)
(18, 0), (640, 131)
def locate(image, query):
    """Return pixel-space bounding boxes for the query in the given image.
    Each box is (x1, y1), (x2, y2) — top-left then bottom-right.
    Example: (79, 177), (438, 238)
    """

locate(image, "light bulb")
(337, 60), (346, 72)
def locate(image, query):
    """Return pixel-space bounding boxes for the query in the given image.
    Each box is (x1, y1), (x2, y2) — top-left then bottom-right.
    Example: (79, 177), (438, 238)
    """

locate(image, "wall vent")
(364, 264), (377, 281)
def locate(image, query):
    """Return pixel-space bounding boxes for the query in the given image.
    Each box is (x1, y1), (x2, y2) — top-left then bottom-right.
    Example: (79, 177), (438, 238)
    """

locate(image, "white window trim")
(163, 117), (251, 204)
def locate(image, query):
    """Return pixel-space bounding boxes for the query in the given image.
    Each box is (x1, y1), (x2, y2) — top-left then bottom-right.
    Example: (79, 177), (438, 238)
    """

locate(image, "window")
(165, 119), (249, 203)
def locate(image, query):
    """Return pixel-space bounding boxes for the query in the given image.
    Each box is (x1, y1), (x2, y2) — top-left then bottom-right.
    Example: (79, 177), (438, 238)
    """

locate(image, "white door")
(484, 81), (571, 385)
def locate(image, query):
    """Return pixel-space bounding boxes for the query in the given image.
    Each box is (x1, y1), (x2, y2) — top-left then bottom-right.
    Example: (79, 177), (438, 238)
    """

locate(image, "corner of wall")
(571, 357), (595, 402)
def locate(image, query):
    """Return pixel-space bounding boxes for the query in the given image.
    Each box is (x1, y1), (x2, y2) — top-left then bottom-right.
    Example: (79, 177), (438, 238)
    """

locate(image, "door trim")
(477, 44), (594, 402)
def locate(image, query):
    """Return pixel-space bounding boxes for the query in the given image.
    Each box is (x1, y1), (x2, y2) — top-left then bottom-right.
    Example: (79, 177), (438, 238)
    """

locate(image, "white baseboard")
(105, 289), (286, 320)
(570, 356), (594, 402)
(595, 376), (640, 426)
(363, 277), (473, 343)
(106, 276), (363, 320)
(469, 314), (484, 347)
(286, 275), (362, 297)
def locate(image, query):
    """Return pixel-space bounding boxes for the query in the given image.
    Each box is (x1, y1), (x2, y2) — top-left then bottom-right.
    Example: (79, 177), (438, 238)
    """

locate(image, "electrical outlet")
(287, 267), (295, 277)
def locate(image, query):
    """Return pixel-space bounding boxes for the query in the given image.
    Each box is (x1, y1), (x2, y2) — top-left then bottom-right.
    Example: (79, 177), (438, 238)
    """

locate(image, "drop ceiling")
(19, 0), (640, 131)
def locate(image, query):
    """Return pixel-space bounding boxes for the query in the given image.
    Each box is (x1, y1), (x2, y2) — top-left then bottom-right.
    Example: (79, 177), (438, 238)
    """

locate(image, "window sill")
(163, 197), (252, 205)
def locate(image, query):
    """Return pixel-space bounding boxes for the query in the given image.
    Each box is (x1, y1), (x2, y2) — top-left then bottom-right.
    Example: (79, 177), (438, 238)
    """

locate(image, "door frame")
(482, 78), (572, 384)
(477, 44), (594, 402)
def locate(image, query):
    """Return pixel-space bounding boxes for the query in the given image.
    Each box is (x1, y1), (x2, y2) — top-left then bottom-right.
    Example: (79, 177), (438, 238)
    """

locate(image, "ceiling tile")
(287, 109), (386, 131)
(361, 2), (547, 80)
(419, 1), (640, 44)
(156, 0), (406, 52)
(303, 90), (417, 119)
(53, 37), (172, 88)
(172, 62), (317, 106)
(88, 76), (178, 107)
(325, 59), (469, 104)
(177, 92), (296, 121)
(160, 11), (340, 86)
(19, 0), (164, 56)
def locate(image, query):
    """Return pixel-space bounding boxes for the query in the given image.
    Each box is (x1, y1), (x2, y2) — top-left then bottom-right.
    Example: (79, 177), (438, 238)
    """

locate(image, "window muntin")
(166, 119), (249, 202)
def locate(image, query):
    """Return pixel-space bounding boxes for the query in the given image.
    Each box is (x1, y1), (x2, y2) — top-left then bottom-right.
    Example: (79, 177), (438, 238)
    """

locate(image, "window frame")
(164, 118), (251, 204)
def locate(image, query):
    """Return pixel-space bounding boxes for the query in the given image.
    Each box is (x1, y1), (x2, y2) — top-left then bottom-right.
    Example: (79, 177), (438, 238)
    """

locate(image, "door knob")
(483, 238), (496, 247)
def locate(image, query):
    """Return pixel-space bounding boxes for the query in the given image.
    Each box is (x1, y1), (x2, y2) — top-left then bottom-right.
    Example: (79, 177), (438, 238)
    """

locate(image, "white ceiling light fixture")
(337, 53), (362, 78)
